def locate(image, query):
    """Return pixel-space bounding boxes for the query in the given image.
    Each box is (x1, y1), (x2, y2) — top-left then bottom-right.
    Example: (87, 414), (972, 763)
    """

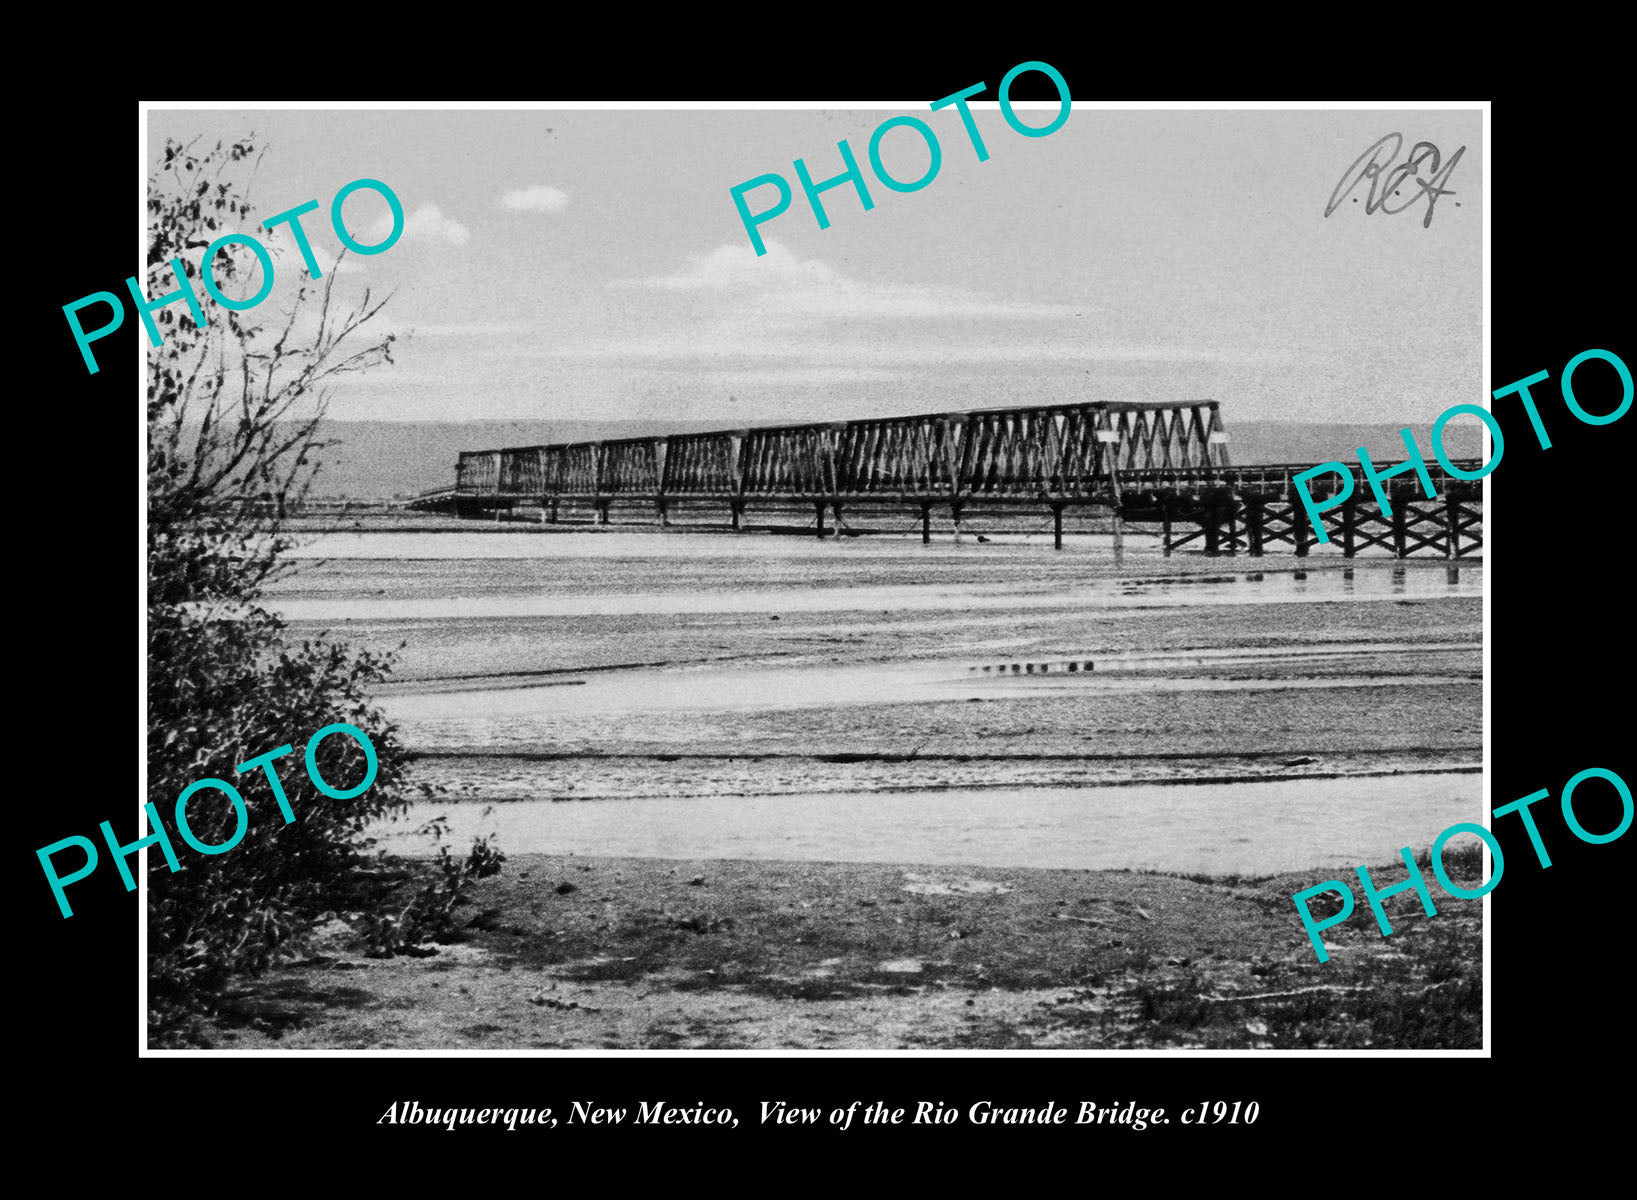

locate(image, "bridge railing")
(834, 414), (962, 495)
(1115, 460), (1486, 499)
(444, 406), (1479, 507)
(662, 431), (744, 496)
(455, 450), (501, 494)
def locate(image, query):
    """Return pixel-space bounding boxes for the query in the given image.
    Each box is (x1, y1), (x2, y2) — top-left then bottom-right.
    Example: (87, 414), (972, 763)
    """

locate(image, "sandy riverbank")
(190, 850), (1481, 1051)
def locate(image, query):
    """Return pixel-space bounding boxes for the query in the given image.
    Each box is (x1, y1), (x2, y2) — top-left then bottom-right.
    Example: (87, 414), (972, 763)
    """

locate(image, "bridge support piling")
(440, 415), (1488, 561)
(1111, 509), (1125, 564)
(1287, 482), (1310, 557)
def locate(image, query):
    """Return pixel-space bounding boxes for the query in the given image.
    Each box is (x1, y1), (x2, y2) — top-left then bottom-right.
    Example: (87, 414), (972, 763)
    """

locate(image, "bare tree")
(146, 134), (395, 606)
(144, 136), (500, 1047)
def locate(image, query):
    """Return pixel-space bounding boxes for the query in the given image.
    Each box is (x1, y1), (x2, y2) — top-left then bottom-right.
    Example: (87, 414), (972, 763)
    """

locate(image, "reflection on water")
(376, 772), (1480, 876)
(268, 532), (1482, 623)
(381, 640), (1478, 726)
(275, 527), (1482, 875)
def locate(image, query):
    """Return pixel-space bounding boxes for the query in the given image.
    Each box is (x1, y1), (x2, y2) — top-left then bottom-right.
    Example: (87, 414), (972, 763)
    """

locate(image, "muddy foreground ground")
(192, 849), (1482, 1050)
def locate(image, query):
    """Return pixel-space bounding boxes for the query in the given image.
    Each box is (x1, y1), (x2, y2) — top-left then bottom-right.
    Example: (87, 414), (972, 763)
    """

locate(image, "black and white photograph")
(17, 21), (1637, 1182)
(134, 100), (1490, 1052)
(22, 33), (1637, 1164)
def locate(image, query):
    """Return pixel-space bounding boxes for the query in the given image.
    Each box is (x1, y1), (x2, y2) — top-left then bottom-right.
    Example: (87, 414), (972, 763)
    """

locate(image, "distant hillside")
(298, 418), (1483, 499)
(304, 420), (731, 499)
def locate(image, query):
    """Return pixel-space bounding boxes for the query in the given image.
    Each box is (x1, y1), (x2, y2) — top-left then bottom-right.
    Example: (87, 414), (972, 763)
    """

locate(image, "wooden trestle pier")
(409, 400), (1483, 558)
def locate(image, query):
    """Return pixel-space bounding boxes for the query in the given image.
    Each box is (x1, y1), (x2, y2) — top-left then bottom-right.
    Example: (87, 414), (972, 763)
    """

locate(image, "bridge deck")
(412, 400), (1483, 558)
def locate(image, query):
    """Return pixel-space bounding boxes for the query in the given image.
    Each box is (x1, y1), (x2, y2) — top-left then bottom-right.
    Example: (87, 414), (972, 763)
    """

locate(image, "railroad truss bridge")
(410, 401), (1483, 558)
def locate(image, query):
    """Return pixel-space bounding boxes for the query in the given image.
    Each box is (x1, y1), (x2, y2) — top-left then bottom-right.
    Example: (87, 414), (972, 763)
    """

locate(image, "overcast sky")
(146, 106), (1482, 427)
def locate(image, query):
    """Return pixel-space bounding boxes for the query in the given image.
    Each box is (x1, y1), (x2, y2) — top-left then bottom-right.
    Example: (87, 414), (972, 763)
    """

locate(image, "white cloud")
(367, 203), (470, 247)
(624, 240), (837, 290)
(763, 282), (1080, 320)
(401, 323), (532, 337)
(617, 239), (1080, 320)
(686, 365), (907, 386)
(537, 242), (1279, 388)
(260, 232), (364, 279)
(500, 185), (570, 213)
(537, 336), (1272, 369)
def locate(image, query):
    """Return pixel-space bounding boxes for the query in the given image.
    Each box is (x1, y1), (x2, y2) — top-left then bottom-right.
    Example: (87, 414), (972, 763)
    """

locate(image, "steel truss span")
(411, 400), (1483, 558)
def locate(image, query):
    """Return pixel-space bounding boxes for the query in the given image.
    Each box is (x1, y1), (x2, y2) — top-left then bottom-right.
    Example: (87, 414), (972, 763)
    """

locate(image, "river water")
(265, 523), (1484, 875)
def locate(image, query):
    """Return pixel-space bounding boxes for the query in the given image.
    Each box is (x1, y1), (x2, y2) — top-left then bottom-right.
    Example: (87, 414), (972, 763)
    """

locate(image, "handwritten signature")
(1325, 133), (1465, 228)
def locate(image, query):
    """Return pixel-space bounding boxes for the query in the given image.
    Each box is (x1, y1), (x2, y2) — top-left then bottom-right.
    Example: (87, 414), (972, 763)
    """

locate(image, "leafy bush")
(144, 135), (498, 1043)
(361, 820), (507, 958)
